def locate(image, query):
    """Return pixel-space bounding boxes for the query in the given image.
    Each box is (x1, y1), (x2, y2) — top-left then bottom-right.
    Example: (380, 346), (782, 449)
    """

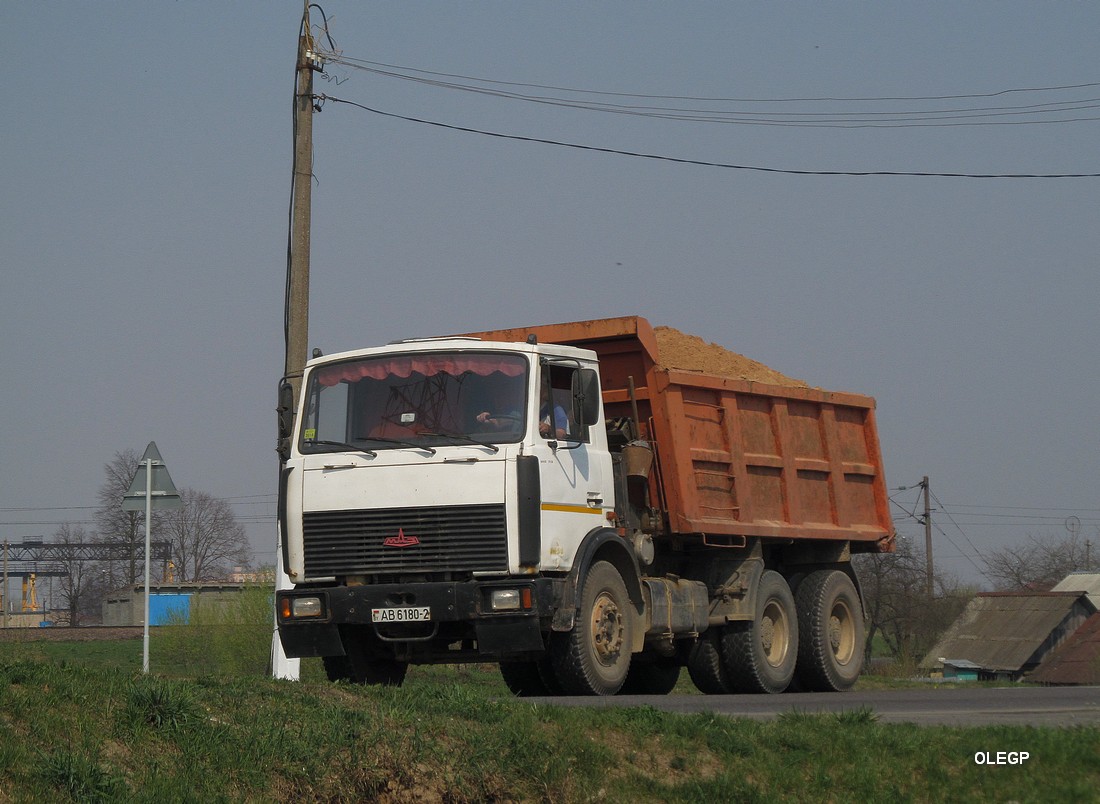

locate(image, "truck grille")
(302, 503), (508, 577)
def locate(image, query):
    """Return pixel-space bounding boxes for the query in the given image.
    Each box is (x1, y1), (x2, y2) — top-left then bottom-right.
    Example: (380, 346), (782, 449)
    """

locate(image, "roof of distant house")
(1029, 612), (1100, 685)
(1051, 572), (1100, 608)
(919, 591), (1095, 671)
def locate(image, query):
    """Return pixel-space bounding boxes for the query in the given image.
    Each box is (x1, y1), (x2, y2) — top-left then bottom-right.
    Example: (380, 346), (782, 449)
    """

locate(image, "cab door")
(531, 361), (611, 571)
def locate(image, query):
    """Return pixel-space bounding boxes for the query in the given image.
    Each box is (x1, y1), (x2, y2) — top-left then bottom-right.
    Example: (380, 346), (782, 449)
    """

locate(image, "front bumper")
(276, 577), (564, 660)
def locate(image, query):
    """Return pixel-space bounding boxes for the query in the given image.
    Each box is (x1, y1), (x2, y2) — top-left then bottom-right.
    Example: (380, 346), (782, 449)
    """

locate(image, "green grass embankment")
(2, 648), (1097, 802)
(1, 596), (1096, 803)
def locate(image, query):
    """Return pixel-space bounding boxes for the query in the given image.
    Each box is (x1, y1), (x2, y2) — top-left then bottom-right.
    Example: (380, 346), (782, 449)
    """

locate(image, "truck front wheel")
(324, 629), (408, 686)
(721, 570), (798, 694)
(794, 569), (864, 691)
(551, 560), (634, 695)
(500, 657), (561, 697)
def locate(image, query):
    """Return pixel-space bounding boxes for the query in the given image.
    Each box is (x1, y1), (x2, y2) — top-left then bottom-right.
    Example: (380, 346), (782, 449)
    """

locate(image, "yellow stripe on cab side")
(540, 503), (605, 516)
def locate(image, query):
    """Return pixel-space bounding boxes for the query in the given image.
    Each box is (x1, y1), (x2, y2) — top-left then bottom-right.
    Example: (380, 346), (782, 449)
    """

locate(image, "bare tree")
(855, 537), (972, 663)
(95, 449), (140, 587)
(162, 489), (250, 581)
(984, 530), (1094, 591)
(51, 523), (106, 625)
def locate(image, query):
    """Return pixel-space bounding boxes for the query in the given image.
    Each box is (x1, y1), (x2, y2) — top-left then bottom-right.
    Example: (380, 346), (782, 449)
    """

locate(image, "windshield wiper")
(419, 432), (500, 453)
(355, 436), (436, 456)
(304, 439), (377, 457)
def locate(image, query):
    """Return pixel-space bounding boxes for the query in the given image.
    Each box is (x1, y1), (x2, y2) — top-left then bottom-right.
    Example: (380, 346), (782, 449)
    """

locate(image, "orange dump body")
(463, 316), (894, 554)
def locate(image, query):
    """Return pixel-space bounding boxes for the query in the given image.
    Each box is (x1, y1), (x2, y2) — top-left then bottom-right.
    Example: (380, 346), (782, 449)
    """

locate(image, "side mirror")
(572, 369), (601, 429)
(277, 381), (296, 460)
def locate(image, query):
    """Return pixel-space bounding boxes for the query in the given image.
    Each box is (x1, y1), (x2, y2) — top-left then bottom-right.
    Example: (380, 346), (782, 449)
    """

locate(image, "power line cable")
(935, 502), (1100, 513)
(332, 58), (1100, 127)
(333, 62), (1100, 128)
(330, 53), (1100, 106)
(929, 489), (988, 561)
(316, 94), (1100, 178)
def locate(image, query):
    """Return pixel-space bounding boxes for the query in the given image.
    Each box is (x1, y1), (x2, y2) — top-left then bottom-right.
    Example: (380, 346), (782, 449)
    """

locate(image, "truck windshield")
(300, 351), (528, 453)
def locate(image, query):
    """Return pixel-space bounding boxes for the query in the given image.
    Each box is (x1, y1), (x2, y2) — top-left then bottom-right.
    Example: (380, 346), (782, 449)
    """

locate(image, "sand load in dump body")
(461, 315), (894, 553)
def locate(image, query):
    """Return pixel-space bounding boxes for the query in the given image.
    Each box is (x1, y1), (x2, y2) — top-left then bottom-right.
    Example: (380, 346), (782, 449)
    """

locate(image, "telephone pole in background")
(922, 476), (934, 597)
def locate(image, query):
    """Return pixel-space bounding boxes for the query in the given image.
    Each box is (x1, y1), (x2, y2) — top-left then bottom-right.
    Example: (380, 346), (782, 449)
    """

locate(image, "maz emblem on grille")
(382, 528), (420, 548)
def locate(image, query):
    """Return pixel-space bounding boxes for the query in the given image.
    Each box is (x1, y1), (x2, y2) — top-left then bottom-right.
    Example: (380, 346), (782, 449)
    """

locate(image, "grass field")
(1, 618), (1097, 802)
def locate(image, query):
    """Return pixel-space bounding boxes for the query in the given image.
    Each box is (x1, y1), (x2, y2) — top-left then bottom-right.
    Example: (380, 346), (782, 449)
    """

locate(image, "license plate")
(372, 606), (431, 623)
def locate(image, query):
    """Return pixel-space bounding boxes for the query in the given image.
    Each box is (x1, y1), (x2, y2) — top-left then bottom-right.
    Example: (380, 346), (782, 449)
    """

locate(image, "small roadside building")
(933, 658), (982, 682)
(920, 591), (1096, 681)
(102, 582), (246, 626)
(1029, 612), (1100, 686)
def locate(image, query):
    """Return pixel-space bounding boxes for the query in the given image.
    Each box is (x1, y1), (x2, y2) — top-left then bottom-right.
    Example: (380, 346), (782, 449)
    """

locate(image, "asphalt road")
(524, 685), (1100, 727)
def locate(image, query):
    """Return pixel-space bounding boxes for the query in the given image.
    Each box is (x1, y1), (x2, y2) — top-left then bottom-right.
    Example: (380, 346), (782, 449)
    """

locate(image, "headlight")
(490, 589), (521, 611)
(285, 596), (323, 618)
(489, 588), (533, 612)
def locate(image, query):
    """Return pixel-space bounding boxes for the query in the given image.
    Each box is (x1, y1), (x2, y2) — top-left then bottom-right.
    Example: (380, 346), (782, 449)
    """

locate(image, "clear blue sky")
(2, 2), (1098, 589)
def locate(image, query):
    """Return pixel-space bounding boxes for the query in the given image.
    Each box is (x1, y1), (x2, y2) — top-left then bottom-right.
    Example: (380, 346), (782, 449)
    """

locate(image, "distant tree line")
(53, 449), (251, 624)
(856, 524), (1097, 668)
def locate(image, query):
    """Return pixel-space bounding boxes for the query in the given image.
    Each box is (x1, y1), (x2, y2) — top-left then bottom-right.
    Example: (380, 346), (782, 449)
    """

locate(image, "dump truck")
(275, 316), (894, 695)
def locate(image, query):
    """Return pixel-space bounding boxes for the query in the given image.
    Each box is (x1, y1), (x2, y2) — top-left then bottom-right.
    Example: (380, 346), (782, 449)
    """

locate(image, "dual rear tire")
(691, 569), (864, 695)
(721, 570), (798, 694)
(499, 562), (864, 697)
(794, 569), (863, 692)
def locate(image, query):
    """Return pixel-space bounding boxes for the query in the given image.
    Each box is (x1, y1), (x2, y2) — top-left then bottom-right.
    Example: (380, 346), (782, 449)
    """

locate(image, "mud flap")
(476, 616), (547, 656)
(278, 622), (344, 658)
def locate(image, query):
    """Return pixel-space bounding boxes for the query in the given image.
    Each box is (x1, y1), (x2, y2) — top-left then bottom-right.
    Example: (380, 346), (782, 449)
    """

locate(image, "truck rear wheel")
(551, 560), (634, 695)
(686, 631), (731, 694)
(794, 569), (864, 691)
(721, 571), (797, 694)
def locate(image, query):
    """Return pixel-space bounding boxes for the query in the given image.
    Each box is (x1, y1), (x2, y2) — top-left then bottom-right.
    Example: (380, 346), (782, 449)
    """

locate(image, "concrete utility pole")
(285, 2), (317, 401)
(2, 540), (8, 628)
(273, 2), (321, 681)
(922, 476), (934, 598)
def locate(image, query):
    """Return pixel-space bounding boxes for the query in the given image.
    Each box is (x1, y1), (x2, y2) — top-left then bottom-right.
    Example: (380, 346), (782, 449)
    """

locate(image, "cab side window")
(540, 365), (583, 442)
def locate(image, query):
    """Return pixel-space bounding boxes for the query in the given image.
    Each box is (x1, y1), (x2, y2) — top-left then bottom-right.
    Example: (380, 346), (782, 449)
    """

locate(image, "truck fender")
(551, 527), (644, 649)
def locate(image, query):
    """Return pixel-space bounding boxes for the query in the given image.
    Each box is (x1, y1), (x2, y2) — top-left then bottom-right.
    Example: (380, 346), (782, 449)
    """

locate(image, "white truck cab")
(276, 336), (623, 687)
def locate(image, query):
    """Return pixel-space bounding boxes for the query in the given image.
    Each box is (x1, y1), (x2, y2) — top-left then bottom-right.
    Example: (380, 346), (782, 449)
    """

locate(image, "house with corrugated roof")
(1050, 572), (1100, 609)
(1028, 612), (1100, 685)
(920, 590), (1096, 681)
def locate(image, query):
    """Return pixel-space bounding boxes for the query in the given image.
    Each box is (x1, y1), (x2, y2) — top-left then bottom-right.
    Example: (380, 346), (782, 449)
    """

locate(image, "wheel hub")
(760, 600), (789, 666)
(829, 601), (855, 663)
(590, 592), (624, 664)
